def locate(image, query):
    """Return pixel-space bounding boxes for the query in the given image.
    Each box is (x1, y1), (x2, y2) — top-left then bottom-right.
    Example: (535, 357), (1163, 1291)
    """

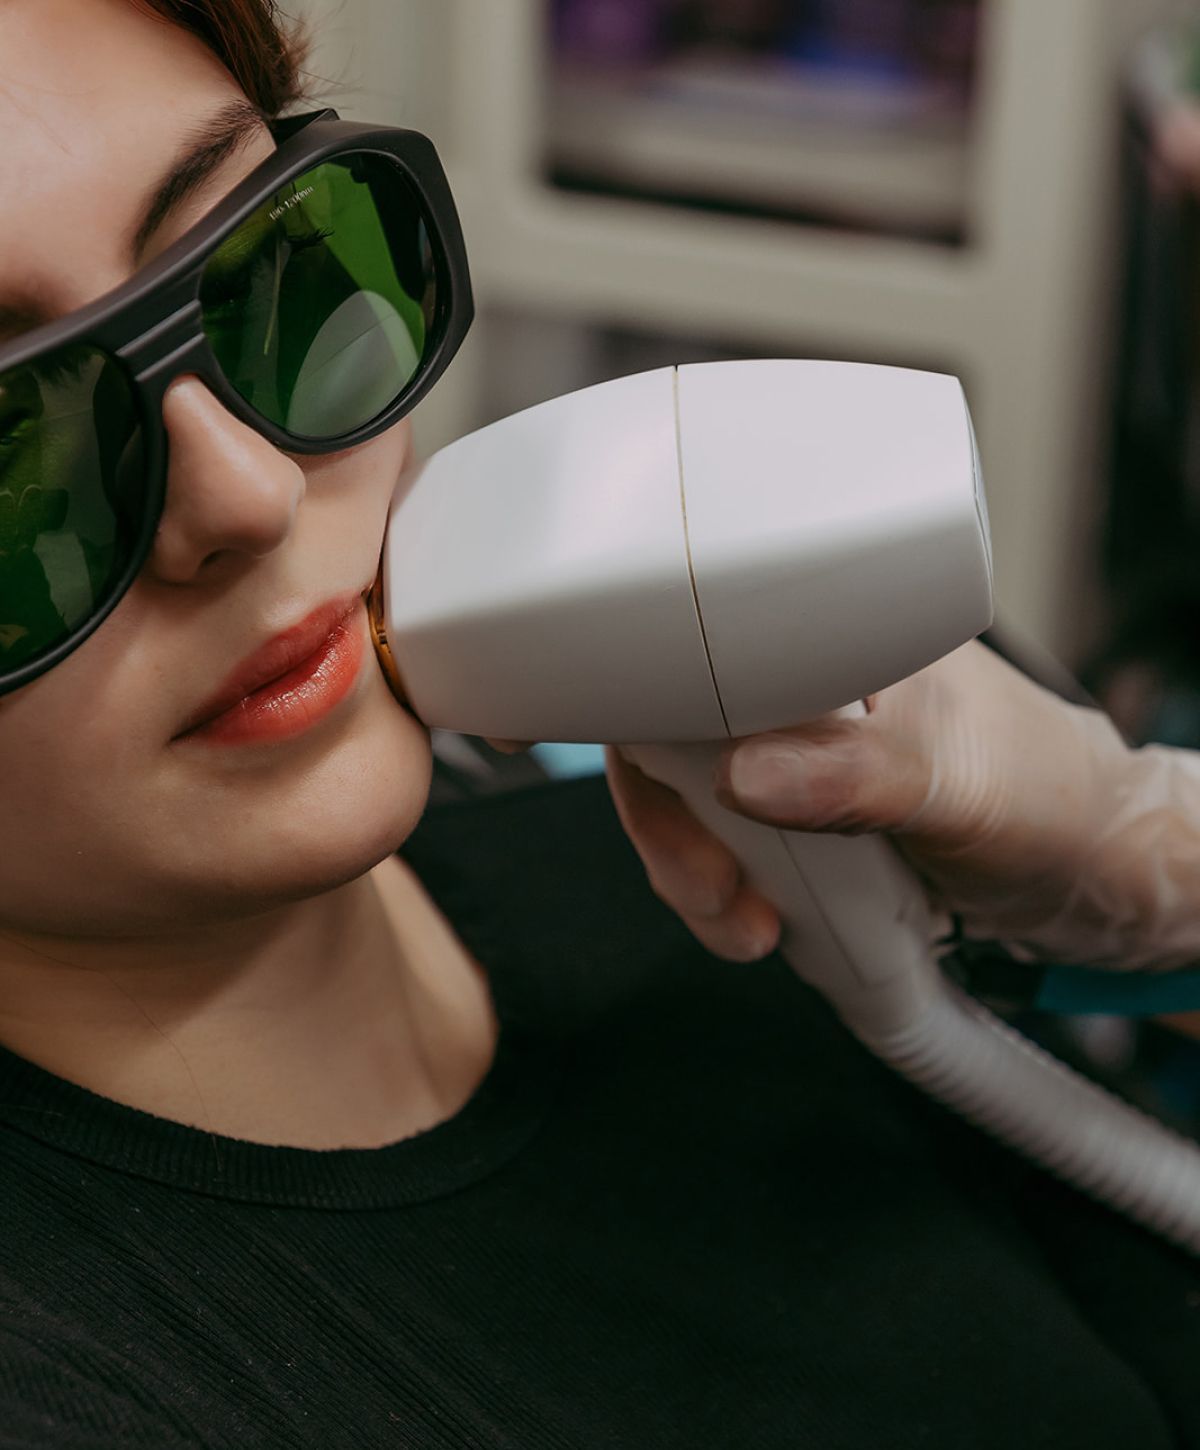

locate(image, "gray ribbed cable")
(859, 980), (1200, 1255)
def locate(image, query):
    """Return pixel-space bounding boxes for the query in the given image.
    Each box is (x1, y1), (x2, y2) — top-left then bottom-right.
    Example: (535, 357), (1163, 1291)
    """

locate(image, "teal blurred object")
(1037, 965), (1200, 1017)
(530, 742), (607, 778)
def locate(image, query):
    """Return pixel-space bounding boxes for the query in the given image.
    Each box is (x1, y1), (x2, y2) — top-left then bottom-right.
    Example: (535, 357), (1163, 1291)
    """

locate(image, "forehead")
(0, 0), (265, 316)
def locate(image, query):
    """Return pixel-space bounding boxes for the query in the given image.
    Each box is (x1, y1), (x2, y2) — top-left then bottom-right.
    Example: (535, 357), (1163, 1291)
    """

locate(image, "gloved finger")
(712, 708), (932, 837)
(606, 745), (742, 918)
(606, 747), (782, 961)
(676, 883), (783, 963)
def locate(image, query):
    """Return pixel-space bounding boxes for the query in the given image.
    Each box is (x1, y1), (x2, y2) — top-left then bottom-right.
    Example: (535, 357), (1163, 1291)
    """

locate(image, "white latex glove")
(606, 641), (1200, 974)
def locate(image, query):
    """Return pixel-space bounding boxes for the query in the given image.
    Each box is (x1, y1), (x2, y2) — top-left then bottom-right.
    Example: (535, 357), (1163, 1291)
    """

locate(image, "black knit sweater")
(0, 775), (1196, 1448)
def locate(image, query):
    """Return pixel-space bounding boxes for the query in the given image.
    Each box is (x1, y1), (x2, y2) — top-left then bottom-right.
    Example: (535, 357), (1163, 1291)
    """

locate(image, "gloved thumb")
(714, 709), (933, 838)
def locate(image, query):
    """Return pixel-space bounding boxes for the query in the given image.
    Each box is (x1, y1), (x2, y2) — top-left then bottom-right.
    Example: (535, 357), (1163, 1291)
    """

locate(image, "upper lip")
(174, 588), (368, 738)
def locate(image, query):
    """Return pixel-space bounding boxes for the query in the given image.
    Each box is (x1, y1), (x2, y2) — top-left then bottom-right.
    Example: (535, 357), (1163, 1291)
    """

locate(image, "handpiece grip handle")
(623, 739), (1200, 1256)
(622, 740), (944, 1038)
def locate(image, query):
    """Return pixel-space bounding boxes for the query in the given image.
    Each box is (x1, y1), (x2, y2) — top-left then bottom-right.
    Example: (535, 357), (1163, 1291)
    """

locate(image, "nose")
(146, 375), (306, 584)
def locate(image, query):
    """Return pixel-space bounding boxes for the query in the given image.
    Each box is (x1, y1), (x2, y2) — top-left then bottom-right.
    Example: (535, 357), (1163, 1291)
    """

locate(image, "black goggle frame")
(0, 107), (473, 695)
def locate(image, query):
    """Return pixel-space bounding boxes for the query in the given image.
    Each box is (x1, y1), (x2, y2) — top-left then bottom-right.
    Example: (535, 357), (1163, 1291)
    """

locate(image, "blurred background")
(293, 0), (1200, 754)
(289, 0), (1200, 1125)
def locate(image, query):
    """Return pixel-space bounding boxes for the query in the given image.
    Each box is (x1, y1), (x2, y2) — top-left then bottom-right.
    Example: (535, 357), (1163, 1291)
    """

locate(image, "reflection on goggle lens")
(0, 345), (141, 670)
(201, 154), (439, 438)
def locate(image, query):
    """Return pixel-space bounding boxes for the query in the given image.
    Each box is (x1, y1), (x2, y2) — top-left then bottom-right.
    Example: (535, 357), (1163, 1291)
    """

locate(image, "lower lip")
(181, 605), (368, 747)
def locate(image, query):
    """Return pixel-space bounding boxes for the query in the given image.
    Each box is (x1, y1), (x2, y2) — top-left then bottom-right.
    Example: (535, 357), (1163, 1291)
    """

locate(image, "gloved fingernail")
(727, 744), (806, 812)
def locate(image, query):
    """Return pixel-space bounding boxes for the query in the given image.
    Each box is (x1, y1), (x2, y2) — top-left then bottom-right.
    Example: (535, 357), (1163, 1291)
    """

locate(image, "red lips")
(174, 589), (369, 745)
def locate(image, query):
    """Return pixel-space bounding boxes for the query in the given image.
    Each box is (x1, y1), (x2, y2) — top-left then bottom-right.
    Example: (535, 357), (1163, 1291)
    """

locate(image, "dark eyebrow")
(0, 101), (272, 346)
(129, 97), (272, 262)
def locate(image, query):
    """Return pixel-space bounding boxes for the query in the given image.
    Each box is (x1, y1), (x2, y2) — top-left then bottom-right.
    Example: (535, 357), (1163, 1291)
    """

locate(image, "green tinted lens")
(200, 155), (438, 439)
(0, 344), (143, 674)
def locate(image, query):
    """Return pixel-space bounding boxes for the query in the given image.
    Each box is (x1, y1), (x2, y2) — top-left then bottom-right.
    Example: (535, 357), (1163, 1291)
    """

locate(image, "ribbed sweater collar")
(0, 823), (563, 1211)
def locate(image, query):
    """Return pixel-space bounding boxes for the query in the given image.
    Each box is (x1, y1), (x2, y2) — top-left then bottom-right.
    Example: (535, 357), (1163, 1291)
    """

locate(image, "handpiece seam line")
(673, 365), (730, 738)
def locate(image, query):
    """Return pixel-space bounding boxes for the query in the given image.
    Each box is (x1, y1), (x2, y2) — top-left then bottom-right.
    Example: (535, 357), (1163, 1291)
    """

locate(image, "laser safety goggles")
(0, 109), (472, 696)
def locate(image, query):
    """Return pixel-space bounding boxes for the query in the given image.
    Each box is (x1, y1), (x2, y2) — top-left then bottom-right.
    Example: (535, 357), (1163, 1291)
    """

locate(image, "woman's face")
(0, 0), (432, 937)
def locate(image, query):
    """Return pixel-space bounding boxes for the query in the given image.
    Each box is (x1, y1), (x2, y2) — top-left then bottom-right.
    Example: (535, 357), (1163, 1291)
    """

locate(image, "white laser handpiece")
(371, 359), (1200, 1253)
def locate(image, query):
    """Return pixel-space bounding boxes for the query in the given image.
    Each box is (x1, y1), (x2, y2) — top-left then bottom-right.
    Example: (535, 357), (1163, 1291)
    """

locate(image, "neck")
(0, 856), (498, 1149)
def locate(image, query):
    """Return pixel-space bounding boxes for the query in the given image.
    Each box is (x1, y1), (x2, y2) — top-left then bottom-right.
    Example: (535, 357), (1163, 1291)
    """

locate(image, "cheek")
(0, 585), (209, 873)
(301, 419), (412, 506)
(0, 688), (157, 932)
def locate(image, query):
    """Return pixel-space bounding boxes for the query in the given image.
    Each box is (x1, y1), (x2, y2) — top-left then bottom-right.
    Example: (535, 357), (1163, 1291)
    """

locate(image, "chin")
(146, 683), (437, 926)
(243, 696), (434, 901)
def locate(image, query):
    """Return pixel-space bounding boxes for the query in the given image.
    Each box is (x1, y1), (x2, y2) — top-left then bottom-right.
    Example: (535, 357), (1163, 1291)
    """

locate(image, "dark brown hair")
(130, 0), (313, 118)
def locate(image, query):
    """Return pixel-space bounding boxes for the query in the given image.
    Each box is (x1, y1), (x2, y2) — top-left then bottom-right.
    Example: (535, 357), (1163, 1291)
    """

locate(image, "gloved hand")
(605, 640), (1200, 972)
